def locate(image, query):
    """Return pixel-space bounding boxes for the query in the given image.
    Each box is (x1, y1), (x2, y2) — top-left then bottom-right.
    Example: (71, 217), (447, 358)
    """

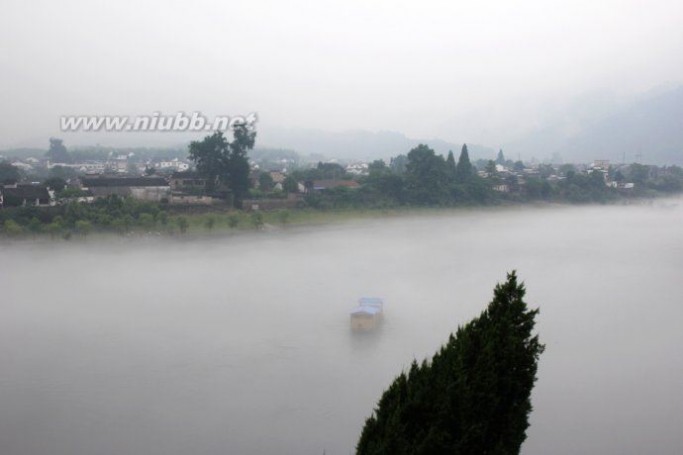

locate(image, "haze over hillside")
(505, 85), (683, 165)
(4, 84), (682, 166)
(257, 128), (494, 162)
(3, 0), (683, 162)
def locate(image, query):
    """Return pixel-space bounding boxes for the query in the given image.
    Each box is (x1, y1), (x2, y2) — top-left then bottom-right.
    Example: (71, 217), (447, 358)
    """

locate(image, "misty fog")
(2, 201), (683, 455)
(3, 0), (683, 151)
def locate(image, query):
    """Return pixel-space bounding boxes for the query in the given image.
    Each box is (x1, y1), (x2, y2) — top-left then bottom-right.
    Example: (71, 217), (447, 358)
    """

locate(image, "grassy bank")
(1, 195), (679, 242)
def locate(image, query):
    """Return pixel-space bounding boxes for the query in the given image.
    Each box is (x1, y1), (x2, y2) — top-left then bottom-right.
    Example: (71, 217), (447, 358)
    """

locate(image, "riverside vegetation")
(2, 130), (683, 239)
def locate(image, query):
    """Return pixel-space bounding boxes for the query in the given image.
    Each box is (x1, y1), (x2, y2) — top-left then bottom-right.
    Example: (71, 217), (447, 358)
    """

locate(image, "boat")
(350, 297), (384, 331)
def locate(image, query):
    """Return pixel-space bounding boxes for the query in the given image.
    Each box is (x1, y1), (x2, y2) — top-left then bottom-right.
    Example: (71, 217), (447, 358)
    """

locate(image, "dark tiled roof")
(89, 187), (132, 197)
(170, 171), (202, 179)
(81, 177), (168, 187)
(1, 184), (50, 200)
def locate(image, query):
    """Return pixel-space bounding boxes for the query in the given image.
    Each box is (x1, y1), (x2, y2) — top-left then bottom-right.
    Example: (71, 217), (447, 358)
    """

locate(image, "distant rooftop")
(81, 177), (168, 187)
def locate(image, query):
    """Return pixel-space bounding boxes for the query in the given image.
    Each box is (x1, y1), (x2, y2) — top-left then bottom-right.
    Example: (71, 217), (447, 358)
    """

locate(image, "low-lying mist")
(2, 201), (682, 455)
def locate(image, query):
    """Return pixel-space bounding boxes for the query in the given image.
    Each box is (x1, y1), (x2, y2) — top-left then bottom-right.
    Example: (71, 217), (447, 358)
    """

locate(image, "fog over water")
(2, 202), (683, 455)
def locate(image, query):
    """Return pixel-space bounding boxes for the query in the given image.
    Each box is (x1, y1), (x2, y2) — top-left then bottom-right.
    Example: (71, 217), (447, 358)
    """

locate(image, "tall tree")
(496, 149), (506, 165)
(188, 124), (256, 205)
(405, 144), (449, 205)
(446, 150), (457, 179)
(46, 138), (72, 163)
(227, 123), (256, 205)
(188, 131), (228, 192)
(357, 271), (544, 455)
(456, 144), (473, 182)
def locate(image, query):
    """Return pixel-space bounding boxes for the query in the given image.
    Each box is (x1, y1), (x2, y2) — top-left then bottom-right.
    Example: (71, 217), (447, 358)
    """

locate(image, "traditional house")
(0, 184), (52, 207)
(80, 177), (170, 202)
(169, 171), (207, 192)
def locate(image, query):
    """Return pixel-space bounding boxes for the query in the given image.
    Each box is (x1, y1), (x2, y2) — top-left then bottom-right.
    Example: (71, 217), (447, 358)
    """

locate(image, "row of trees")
(0, 196), (169, 237)
(302, 145), (683, 209)
(0, 193), (296, 238)
(302, 144), (497, 209)
(357, 272), (544, 454)
(402, 144), (483, 205)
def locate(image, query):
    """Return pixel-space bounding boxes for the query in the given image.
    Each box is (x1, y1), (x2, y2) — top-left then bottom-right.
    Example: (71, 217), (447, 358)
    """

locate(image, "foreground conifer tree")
(357, 271), (544, 455)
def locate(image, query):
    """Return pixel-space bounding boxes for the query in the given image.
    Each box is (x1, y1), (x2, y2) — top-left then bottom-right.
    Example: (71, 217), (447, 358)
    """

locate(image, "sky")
(1, 0), (683, 149)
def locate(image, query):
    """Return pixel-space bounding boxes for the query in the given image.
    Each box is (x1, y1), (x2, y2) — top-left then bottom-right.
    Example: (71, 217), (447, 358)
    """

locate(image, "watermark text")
(60, 112), (257, 132)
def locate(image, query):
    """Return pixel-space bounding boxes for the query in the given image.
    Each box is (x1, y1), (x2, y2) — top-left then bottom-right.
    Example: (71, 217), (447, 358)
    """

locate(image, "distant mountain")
(257, 128), (494, 162)
(506, 86), (683, 165)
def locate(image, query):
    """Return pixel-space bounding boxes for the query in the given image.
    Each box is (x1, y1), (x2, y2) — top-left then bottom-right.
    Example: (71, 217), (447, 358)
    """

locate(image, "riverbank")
(2, 194), (680, 243)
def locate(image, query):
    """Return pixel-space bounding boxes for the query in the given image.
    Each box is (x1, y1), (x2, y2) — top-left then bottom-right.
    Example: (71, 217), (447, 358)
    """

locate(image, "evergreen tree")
(496, 149), (505, 165)
(357, 271), (544, 455)
(446, 150), (457, 179)
(456, 144), (473, 182)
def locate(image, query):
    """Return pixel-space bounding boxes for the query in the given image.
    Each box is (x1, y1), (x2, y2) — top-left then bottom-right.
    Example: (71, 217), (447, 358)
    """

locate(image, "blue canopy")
(359, 297), (384, 307)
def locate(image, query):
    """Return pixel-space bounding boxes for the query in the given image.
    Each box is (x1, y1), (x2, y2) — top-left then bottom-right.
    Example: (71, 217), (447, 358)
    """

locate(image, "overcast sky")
(1, 0), (682, 149)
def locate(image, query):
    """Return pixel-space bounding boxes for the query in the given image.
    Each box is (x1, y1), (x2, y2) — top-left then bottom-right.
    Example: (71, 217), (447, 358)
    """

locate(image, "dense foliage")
(3, 137), (683, 238)
(301, 145), (683, 210)
(0, 196), (168, 238)
(45, 138), (72, 164)
(188, 125), (256, 205)
(302, 144), (497, 209)
(0, 161), (21, 184)
(357, 272), (544, 455)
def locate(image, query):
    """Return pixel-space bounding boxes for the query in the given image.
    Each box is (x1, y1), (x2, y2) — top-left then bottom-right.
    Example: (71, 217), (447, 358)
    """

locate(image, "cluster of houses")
(478, 159), (635, 194)
(0, 173), (225, 209)
(1, 149), (640, 209)
(7, 153), (190, 176)
(0, 151), (219, 208)
(1, 147), (376, 209)
(0, 166), (310, 209)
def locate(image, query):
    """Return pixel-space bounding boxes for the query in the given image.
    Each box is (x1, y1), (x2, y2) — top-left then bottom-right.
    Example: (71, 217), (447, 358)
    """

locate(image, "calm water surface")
(2, 202), (682, 454)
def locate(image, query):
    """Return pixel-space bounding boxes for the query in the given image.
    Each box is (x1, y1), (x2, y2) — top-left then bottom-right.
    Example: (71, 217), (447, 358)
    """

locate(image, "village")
(0, 140), (643, 211)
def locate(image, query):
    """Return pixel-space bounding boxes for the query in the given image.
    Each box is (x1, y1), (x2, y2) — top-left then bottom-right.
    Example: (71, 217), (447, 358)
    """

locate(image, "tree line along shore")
(2, 127), (682, 239)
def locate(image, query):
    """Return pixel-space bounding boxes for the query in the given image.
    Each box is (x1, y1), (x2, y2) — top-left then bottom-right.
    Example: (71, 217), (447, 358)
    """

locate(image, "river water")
(2, 201), (682, 454)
